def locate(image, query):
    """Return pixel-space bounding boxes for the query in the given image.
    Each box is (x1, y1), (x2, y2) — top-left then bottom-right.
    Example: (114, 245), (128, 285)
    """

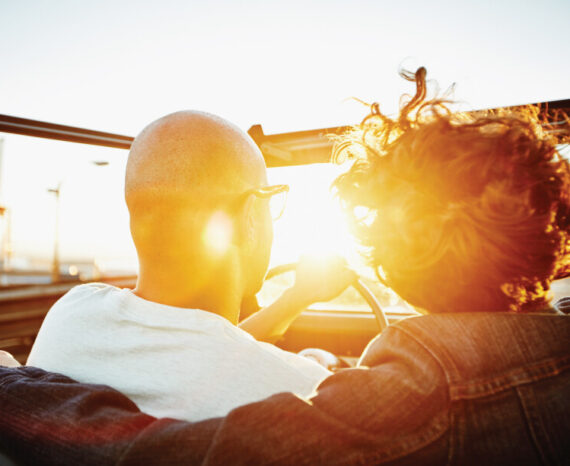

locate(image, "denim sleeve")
(194, 327), (449, 465)
(0, 365), (154, 465)
(0, 327), (449, 465)
(121, 327), (449, 465)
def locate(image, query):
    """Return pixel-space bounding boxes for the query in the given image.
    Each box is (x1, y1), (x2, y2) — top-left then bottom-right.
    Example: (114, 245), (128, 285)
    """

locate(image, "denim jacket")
(1, 312), (569, 465)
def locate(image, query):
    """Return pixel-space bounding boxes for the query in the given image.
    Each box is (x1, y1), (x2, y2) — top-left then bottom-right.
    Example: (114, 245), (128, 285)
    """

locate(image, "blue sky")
(0, 0), (568, 268)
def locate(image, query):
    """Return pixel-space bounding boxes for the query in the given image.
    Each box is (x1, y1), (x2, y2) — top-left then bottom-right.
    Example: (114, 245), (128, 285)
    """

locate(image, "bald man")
(27, 111), (354, 422)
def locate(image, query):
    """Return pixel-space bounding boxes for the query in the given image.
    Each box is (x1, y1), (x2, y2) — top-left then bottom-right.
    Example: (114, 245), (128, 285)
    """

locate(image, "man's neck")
(134, 258), (243, 324)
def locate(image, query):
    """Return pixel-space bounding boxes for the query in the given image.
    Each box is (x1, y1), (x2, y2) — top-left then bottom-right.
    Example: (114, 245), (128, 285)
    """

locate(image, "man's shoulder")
(391, 311), (570, 351)
(385, 312), (570, 388)
(39, 282), (121, 321)
(57, 282), (120, 303)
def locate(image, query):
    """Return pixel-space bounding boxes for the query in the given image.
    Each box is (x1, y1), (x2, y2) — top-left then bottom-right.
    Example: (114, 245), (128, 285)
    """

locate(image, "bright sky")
(0, 0), (569, 271)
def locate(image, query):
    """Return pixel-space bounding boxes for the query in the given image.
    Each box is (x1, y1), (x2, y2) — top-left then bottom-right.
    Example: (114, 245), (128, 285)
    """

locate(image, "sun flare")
(202, 211), (233, 257)
(268, 164), (361, 268)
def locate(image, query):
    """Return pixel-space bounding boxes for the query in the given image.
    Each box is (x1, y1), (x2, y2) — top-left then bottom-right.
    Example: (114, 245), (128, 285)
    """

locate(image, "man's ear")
(234, 194), (257, 249)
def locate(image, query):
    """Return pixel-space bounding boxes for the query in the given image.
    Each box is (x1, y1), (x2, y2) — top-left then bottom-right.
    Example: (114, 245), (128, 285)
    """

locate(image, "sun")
(267, 163), (360, 267)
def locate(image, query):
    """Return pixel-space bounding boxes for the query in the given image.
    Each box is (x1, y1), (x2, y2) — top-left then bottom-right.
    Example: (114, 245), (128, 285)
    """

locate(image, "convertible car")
(0, 98), (569, 466)
(0, 99), (569, 365)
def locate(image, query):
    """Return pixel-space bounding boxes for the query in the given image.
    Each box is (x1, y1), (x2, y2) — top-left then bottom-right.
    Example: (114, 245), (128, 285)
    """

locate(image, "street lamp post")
(46, 160), (109, 284)
(47, 183), (61, 283)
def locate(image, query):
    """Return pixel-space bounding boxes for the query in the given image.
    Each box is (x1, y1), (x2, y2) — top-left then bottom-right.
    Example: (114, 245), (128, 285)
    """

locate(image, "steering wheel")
(266, 263), (389, 332)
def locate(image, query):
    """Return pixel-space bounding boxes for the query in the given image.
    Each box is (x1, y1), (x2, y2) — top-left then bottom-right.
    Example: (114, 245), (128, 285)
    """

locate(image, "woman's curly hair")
(333, 67), (570, 313)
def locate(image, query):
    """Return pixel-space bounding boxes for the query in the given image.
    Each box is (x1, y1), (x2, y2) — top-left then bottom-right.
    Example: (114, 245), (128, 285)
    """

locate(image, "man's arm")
(239, 256), (357, 343)
(0, 328), (448, 465)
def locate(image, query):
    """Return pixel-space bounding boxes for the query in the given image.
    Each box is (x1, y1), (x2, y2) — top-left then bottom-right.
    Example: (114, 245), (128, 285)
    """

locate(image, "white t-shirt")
(27, 283), (330, 421)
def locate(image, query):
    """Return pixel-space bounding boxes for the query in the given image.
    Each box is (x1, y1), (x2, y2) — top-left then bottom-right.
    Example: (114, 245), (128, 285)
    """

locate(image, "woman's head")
(334, 68), (570, 313)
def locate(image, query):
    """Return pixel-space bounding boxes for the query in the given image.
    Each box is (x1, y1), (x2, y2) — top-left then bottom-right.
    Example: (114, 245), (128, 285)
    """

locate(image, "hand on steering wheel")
(266, 261), (389, 332)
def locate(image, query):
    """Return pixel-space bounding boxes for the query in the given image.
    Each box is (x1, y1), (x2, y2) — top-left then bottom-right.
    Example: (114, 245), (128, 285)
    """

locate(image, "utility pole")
(45, 161), (108, 284)
(47, 183), (61, 283)
(0, 138), (4, 269)
(0, 138), (10, 279)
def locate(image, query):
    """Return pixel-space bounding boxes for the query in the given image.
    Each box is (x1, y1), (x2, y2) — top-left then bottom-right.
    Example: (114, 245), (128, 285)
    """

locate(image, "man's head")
(334, 68), (570, 313)
(125, 111), (273, 314)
